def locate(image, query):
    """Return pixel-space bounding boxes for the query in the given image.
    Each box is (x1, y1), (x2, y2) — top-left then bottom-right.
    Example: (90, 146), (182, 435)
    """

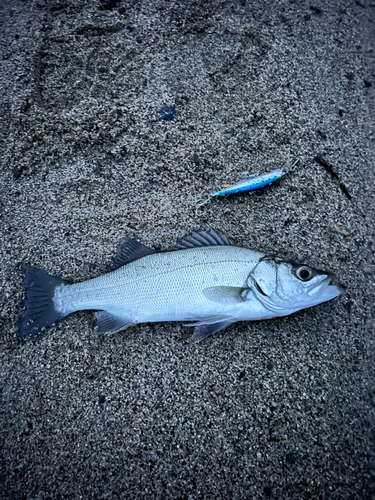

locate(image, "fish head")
(248, 256), (343, 315)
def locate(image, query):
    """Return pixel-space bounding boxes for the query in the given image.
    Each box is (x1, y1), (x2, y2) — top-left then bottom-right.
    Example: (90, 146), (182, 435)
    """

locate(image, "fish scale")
(54, 246), (264, 323)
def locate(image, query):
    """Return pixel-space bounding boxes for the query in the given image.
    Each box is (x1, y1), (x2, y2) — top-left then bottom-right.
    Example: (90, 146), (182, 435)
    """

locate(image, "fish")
(18, 228), (343, 343)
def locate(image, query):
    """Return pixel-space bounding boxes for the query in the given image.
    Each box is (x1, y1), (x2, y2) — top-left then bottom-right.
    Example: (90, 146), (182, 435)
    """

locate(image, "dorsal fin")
(107, 236), (155, 271)
(108, 229), (233, 271)
(170, 228), (233, 250)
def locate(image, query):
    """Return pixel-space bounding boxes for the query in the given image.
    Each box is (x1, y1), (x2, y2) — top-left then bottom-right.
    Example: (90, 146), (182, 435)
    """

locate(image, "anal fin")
(94, 311), (134, 336)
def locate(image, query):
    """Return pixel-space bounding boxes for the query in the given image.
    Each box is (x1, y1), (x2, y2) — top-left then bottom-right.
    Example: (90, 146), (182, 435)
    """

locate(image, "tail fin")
(18, 263), (67, 342)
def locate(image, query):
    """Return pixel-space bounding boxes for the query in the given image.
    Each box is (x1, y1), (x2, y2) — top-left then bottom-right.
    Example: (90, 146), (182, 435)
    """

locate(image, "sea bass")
(18, 229), (343, 342)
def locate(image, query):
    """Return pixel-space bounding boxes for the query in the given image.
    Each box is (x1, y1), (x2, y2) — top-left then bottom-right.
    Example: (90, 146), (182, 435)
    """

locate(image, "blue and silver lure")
(195, 160), (299, 216)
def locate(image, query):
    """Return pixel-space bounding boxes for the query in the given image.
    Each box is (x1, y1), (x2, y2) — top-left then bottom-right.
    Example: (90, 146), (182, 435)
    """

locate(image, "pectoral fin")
(94, 311), (134, 336)
(203, 286), (245, 305)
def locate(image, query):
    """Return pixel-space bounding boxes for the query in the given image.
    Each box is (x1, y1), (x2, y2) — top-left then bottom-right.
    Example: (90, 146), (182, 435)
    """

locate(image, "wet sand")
(0, 0), (374, 498)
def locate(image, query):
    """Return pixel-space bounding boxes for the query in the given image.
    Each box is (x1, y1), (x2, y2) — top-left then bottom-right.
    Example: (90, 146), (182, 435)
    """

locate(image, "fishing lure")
(195, 159), (300, 216)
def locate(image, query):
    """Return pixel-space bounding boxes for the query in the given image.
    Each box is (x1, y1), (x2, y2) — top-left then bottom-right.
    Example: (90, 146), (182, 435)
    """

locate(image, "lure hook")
(195, 196), (212, 217)
(285, 157), (303, 173)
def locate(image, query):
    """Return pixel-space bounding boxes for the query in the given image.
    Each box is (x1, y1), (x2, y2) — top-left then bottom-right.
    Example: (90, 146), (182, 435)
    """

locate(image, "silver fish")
(18, 229), (343, 342)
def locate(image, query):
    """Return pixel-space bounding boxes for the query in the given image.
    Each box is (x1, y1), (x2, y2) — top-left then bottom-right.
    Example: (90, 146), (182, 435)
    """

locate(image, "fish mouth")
(306, 275), (344, 301)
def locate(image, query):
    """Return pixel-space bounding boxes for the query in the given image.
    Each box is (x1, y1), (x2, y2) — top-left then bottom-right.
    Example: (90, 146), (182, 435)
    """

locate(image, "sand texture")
(0, 0), (374, 498)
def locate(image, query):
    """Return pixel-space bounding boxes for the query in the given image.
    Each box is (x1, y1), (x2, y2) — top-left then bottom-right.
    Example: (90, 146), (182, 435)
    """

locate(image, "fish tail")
(18, 263), (68, 342)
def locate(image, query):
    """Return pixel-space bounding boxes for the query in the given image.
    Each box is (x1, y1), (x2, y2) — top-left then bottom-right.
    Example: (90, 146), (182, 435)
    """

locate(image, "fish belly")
(54, 246), (263, 323)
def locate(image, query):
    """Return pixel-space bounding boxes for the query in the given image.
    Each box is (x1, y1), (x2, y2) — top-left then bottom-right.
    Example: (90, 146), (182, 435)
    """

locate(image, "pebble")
(158, 104), (175, 121)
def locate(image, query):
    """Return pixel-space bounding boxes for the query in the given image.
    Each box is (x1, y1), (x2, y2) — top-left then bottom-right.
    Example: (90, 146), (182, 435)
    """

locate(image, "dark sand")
(0, 0), (374, 498)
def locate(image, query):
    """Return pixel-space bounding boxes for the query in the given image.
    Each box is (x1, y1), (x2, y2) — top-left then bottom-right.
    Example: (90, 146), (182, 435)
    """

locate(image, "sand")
(0, 0), (374, 498)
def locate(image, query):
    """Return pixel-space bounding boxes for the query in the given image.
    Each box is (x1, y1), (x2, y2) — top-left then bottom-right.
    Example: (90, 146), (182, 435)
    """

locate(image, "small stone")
(310, 5), (322, 14)
(332, 225), (350, 236)
(211, 385), (221, 394)
(12, 166), (22, 179)
(317, 129), (327, 140)
(264, 486), (272, 497)
(158, 104), (175, 121)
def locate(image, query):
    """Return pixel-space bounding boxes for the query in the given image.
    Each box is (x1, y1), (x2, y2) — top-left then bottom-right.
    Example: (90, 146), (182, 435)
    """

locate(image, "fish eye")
(296, 266), (313, 281)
